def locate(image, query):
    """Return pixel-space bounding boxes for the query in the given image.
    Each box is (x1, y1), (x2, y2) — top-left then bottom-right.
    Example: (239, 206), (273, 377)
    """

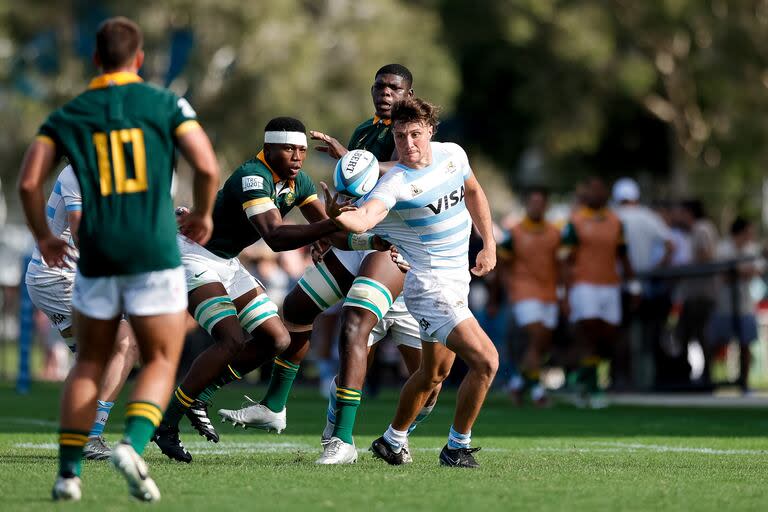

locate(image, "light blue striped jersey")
(28, 165), (81, 274)
(366, 142), (472, 273)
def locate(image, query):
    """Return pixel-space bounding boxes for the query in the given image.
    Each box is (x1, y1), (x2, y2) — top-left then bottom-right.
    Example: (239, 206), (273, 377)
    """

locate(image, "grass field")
(0, 382), (767, 511)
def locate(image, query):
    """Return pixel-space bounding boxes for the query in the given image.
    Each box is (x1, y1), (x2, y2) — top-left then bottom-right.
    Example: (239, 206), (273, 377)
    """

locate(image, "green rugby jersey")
(347, 115), (395, 161)
(37, 71), (199, 277)
(204, 150), (318, 259)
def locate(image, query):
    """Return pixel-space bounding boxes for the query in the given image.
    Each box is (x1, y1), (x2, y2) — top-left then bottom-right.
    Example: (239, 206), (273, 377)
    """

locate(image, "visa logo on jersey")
(426, 185), (465, 214)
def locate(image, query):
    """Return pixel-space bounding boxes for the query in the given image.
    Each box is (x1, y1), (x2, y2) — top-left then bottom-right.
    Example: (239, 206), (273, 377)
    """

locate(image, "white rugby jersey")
(28, 165), (81, 275)
(366, 142), (472, 273)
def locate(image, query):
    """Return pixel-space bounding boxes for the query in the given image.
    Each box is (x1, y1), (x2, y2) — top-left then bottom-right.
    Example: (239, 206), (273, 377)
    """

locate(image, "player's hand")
(391, 246), (411, 273)
(471, 247), (496, 277)
(311, 239), (331, 264)
(310, 130), (348, 160)
(175, 206), (190, 225)
(320, 182), (356, 226)
(179, 210), (213, 246)
(38, 235), (74, 269)
(371, 235), (391, 252)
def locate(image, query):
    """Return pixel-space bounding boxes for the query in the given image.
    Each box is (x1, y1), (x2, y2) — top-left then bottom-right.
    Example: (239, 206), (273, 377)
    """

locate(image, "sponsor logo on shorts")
(242, 176), (264, 192)
(419, 318), (431, 331)
(50, 313), (66, 326)
(194, 271), (207, 278)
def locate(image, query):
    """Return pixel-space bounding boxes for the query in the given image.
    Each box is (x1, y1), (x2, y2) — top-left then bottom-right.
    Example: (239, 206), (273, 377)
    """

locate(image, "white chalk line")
(11, 440), (768, 456)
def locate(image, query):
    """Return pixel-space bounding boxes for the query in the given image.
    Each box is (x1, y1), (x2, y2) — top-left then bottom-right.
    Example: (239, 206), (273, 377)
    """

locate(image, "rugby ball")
(333, 149), (379, 198)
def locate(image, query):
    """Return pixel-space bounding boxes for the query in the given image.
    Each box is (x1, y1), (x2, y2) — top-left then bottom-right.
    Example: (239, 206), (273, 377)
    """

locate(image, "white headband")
(264, 131), (307, 147)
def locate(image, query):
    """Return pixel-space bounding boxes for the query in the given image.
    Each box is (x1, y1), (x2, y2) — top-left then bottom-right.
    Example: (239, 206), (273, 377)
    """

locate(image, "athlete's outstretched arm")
(176, 127), (220, 245)
(249, 208), (339, 252)
(17, 139), (70, 268)
(464, 173), (496, 276)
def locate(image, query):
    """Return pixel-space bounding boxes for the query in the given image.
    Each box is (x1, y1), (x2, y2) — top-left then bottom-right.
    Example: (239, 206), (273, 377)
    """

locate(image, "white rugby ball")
(333, 149), (379, 198)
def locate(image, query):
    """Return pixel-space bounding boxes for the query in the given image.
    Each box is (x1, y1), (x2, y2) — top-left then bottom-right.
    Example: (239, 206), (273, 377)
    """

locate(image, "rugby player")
(560, 177), (637, 408)
(495, 187), (562, 406)
(18, 17), (219, 501)
(324, 97), (499, 468)
(25, 164), (139, 460)
(212, 65), (420, 436)
(152, 117), (346, 462)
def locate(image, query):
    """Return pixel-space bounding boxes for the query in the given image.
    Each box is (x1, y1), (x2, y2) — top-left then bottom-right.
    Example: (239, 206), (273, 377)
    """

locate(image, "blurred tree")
(0, 0), (458, 215)
(439, 0), (768, 219)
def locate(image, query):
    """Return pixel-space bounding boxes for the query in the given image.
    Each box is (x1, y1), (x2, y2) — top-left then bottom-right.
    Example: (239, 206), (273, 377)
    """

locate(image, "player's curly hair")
(390, 97), (440, 129)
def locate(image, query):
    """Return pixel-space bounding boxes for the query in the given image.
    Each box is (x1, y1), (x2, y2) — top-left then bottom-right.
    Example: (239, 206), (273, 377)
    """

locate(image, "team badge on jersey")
(242, 176), (264, 192)
(410, 184), (422, 197)
(285, 191), (296, 206)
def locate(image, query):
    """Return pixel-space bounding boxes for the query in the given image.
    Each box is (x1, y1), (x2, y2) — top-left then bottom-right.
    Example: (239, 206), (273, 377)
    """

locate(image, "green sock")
(124, 401), (163, 455)
(331, 387), (362, 444)
(163, 386), (194, 426)
(58, 430), (88, 477)
(198, 365), (242, 404)
(260, 358), (300, 413)
(523, 369), (540, 390)
(578, 363), (599, 393)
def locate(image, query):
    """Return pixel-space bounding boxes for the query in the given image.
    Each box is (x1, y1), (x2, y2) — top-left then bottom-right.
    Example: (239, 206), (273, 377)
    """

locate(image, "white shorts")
(368, 296), (421, 350)
(569, 283), (622, 325)
(514, 300), (558, 329)
(331, 248), (372, 275)
(26, 270), (74, 332)
(72, 267), (187, 320)
(178, 235), (262, 300)
(403, 269), (473, 344)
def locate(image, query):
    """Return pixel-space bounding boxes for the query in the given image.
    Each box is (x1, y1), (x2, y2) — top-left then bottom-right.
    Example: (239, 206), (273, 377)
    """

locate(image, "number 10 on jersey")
(93, 128), (147, 196)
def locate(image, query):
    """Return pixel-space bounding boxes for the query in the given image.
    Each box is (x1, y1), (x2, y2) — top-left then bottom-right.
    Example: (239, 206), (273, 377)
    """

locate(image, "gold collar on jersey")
(88, 71), (143, 90)
(372, 115), (392, 126)
(521, 216), (547, 231)
(577, 206), (609, 219)
(256, 150), (295, 193)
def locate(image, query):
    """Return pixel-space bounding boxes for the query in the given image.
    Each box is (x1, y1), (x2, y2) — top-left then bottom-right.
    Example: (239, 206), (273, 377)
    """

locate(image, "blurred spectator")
(612, 178), (674, 389)
(561, 177), (637, 406)
(675, 199), (719, 386)
(708, 217), (765, 393)
(495, 187), (562, 406)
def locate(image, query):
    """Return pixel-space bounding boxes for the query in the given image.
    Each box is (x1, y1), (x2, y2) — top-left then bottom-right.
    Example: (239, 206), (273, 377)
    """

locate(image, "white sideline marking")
(14, 440), (768, 457)
(2, 417), (59, 427)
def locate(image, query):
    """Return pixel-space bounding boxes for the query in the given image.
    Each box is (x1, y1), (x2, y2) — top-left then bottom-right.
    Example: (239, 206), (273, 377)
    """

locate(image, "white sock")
(383, 424), (408, 453)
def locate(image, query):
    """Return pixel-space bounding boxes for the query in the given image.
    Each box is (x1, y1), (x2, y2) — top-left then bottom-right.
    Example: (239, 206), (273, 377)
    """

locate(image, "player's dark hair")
(682, 199), (706, 220)
(264, 116), (306, 134)
(390, 97), (440, 129)
(375, 64), (413, 87)
(96, 17), (143, 71)
(730, 216), (751, 236)
(526, 186), (550, 200)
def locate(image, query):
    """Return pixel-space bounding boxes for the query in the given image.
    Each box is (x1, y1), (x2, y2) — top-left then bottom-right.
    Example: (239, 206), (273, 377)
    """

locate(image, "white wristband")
(348, 233), (374, 251)
(627, 279), (642, 295)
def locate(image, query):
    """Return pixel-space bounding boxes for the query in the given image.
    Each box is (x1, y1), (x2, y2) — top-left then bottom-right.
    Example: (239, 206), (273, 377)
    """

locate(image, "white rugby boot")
(51, 476), (81, 501)
(110, 441), (161, 503)
(218, 396), (286, 433)
(315, 437), (358, 465)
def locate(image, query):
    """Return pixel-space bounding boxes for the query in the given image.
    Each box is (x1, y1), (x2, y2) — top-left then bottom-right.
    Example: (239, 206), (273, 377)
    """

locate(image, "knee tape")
(194, 296), (238, 335)
(343, 277), (394, 321)
(297, 262), (344, 310)
(237, 293), (279, 333)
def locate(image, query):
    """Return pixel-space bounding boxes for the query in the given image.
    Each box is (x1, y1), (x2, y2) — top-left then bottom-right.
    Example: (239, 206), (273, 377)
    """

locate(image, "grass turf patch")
(0, 382), (766, 511)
